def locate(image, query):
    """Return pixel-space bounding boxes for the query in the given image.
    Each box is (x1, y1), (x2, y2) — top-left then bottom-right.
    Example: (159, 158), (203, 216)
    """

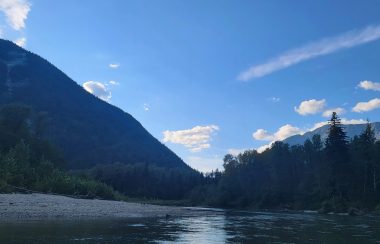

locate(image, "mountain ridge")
(283, 122), (380, 146)
(0, 39), (190, 170)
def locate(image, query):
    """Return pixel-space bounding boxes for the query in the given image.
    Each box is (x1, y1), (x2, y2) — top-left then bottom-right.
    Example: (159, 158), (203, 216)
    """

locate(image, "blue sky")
(1, 0), (380, 172)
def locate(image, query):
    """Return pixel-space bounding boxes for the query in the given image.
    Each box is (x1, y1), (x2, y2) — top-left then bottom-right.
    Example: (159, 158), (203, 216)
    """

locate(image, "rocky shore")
(0, 193), (212, 221)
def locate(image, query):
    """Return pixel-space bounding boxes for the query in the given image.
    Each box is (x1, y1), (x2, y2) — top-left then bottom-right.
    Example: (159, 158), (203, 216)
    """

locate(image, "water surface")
(1, 211), (380, 243)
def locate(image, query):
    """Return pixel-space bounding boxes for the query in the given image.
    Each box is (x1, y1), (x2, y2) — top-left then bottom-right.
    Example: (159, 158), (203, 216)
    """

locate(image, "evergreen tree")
(359, 122), (376, 197)
(324, 112), (350, 199)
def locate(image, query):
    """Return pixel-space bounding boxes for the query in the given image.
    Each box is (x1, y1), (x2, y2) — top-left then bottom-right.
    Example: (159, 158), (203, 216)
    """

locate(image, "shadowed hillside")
(0, 39), (190, 170)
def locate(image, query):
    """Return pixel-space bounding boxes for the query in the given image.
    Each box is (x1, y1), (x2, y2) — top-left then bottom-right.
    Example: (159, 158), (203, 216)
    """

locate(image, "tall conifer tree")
(325, 112), (350, 199)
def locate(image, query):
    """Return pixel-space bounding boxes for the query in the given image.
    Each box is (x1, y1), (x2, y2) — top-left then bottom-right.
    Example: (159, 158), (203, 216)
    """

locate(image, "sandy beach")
(0, 193), (213, 221)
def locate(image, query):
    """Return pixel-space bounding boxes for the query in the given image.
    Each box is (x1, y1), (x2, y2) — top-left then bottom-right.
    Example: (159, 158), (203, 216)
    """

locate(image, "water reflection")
(158, 216), (229, 243)
(0, 211), (380, 243)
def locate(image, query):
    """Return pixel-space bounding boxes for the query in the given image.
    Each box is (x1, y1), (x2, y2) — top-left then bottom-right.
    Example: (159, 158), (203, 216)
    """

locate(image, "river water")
(1, 211), (380, 243)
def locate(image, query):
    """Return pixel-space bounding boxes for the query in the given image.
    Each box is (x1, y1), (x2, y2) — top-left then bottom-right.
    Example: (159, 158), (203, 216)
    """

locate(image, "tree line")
(189, 112), (380, 212)
(1, 104), (380, 212)
(0, 104), (203, 201)
(0, 104), (117, 200)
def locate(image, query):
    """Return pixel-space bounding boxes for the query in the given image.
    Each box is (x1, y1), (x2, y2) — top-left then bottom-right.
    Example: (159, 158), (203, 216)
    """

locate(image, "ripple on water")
(129, 224), (146, 227)
(1, 211), (380, 243)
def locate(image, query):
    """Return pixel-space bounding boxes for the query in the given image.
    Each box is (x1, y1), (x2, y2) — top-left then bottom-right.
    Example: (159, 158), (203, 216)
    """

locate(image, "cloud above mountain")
(0, 0), (30, 47)
(253, 124), (303, 142)
(83, 81), (111, 101)
(163, 125), (219, 152)
(14, 36), (26, 47)
(294, 99), (326, 116)
(253, 118), (367, 153)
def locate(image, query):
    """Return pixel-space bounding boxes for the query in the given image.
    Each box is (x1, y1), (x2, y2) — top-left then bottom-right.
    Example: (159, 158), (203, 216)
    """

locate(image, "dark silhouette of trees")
(0, 104), (117, 200)
(324, 112), (351, 203)
(190, 113), (380, 212)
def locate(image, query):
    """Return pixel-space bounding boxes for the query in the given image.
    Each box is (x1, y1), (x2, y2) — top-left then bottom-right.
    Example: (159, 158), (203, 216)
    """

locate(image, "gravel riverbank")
(0, 193), (213, 221)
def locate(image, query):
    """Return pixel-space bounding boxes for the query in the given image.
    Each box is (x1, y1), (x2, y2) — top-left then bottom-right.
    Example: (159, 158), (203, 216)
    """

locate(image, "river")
(0, 210), (379, 243)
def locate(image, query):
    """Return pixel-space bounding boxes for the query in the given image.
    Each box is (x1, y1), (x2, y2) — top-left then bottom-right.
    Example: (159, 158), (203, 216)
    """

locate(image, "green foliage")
(190, 115), (380, 212)
(84, 162), (204, 200)
(0, 103), (202, 201)
(0, 104), (117, 200)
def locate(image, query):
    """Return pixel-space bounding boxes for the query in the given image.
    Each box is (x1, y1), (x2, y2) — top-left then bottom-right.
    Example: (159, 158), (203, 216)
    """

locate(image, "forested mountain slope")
(0, 39), (189, 170)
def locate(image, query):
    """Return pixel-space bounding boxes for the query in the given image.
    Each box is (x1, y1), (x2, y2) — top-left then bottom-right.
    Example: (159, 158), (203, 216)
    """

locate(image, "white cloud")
(14, 36), (26, 47)
(109, 63), (120, 69)
(322, 107), (345, 118)
(143, 103), (150, 111)
(253, 129), (275, 141)
(238, 24), (380, 80)
(163, 125), (219, 152)
(0, 0), (31, 30)
(358, 80), (380, 91)
(294, 99), (326, 116)
(275, 124), (304, 141)
(83, 81), (111, 101)
(253, 124), (303, 142)
(109, 80), (119, 85)
(352, 98), (380, 113)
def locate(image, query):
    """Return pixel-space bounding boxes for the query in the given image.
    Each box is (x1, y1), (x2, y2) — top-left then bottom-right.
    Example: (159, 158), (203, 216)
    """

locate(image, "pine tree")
(359, 122), (376, 196)
(325, 112), (350, 199)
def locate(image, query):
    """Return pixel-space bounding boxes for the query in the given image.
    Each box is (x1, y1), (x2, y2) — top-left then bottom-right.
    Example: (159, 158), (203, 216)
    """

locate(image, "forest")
(1, 103), (380, 213)
(0, 104), (117, 200)
(190, 112), (380, 212)
(0, 103), (203, 201)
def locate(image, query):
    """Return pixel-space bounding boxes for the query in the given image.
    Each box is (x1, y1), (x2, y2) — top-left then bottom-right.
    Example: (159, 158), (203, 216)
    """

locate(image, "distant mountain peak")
(283, 122), (380, 146)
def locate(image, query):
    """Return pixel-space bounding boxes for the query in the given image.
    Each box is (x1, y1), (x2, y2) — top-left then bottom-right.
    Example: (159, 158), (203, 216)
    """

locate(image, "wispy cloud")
(238, 24), (380, 80)
(109, 63), (120, 69)
(163, 125), (219, 152)
(109, 80), (119, 85)
(268, 97), (280, 103)
(143, 103), (150, 112)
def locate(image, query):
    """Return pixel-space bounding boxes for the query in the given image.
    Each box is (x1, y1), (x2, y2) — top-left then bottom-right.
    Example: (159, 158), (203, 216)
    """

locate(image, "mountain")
(283, 122), (380, 146)
(0, 39), (190, 170)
